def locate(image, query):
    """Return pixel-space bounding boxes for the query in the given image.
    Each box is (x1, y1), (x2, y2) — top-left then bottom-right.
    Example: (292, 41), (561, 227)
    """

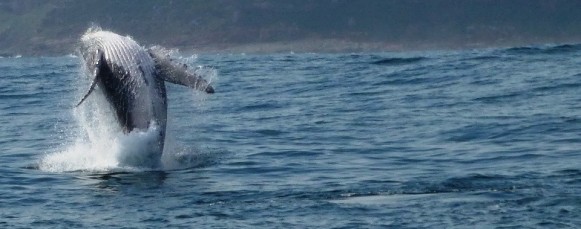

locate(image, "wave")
(544, 44), (581, 54)
(504, 46), (542, 54)
(371, 57), (427, 65)
(472, 91), (526, 104)
(462, 55), (501, 61)
(531, 81), (581, 94)
(331, 172), (540, 206)
(503, 43), (581, 55)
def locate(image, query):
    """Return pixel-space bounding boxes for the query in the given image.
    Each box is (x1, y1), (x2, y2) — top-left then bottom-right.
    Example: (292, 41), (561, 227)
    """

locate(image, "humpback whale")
(76, 29), (214, 167)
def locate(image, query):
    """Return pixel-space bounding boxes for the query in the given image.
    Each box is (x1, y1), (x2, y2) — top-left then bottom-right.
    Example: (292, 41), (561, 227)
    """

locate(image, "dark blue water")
(1, 45), (581, 228)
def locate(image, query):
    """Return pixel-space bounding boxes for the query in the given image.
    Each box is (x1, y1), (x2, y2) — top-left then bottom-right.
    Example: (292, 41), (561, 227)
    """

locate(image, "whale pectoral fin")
(76, 51), (106, 107)
(148, 48), (215, 94)
(164, 68), (215, 94)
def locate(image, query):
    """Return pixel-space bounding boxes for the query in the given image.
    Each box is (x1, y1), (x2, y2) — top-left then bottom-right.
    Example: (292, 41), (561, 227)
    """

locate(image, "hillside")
(2, 0), (581, 56)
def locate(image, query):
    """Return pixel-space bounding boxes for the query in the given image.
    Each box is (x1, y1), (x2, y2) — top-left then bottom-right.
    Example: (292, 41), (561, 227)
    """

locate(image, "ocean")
(1, 45), (580, 228)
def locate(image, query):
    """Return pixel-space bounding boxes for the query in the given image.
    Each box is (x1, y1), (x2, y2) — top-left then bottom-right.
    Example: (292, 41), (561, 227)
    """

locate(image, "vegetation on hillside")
(2, 0), (581, 55)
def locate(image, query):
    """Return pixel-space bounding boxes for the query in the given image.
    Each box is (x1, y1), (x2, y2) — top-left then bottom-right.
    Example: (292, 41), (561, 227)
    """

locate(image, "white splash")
(39, 93), (164, 172)
(39, 107), (215, 173)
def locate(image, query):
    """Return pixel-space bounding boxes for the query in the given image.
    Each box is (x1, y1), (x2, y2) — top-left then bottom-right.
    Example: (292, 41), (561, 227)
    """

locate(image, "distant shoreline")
(3, 37), (581, 57)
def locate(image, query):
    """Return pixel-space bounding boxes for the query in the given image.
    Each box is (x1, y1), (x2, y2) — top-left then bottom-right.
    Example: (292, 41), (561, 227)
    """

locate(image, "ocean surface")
(1, 45), (581, 228)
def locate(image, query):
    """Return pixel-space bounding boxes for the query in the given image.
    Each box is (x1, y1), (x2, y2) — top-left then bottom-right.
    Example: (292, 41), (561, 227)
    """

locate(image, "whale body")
(77, 29), (214, 167)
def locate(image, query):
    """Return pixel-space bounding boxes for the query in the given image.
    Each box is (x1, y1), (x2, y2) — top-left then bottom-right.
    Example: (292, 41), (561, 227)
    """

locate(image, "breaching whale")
(76, 29), (214, 167)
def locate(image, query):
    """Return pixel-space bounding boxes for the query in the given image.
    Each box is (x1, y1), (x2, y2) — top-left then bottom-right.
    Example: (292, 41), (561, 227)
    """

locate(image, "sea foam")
(39, 93), (164, 172)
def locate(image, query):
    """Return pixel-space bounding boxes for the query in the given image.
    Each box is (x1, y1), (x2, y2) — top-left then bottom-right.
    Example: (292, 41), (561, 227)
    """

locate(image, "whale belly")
(80, 30), (167, 134)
